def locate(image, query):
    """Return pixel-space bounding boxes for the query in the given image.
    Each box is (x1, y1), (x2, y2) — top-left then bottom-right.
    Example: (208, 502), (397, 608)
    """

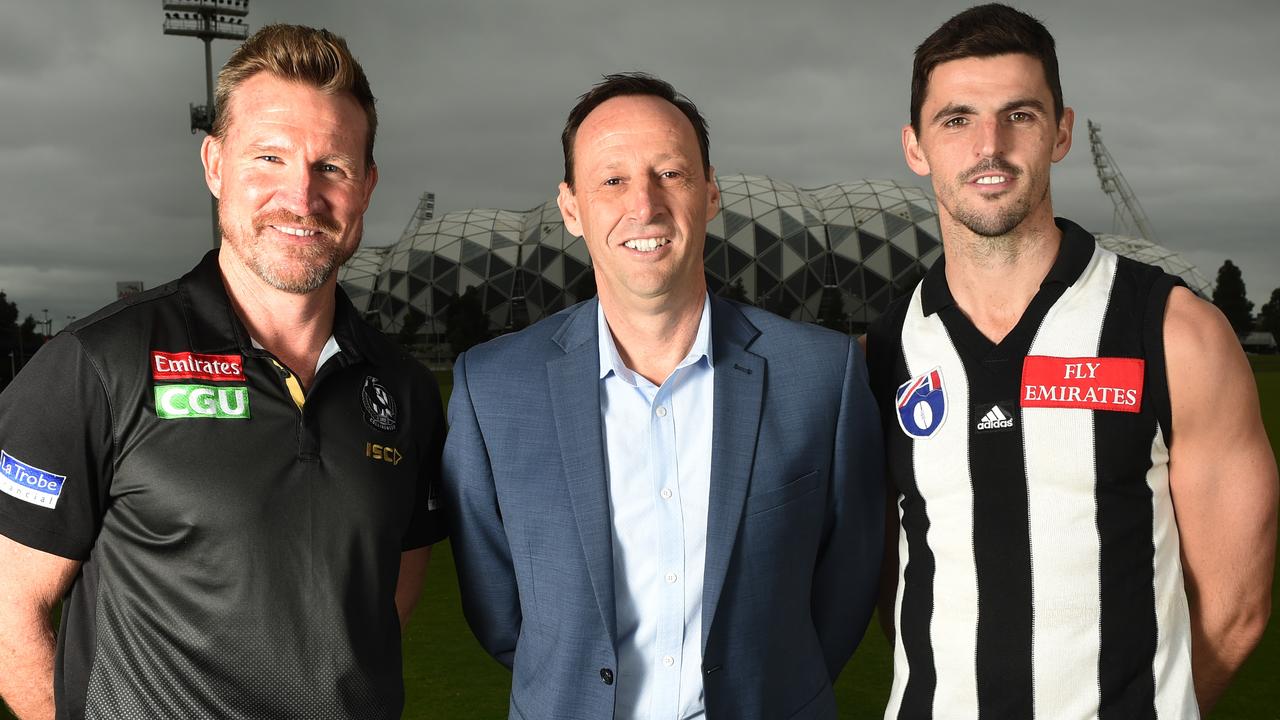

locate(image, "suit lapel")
(702, 297), (764, 649)
(546, 299), (618, 646)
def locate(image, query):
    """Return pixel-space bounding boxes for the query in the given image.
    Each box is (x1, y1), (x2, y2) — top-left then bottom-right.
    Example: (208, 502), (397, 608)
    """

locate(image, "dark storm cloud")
(1, 0), (1277, 328)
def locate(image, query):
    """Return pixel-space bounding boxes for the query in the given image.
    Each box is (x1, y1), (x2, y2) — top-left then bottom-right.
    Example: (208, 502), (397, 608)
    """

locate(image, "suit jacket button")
(600, 668), (614, 685)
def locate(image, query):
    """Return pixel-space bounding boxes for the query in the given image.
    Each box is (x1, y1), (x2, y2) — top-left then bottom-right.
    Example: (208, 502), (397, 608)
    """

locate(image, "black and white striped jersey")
(867, 219), (1196, 720)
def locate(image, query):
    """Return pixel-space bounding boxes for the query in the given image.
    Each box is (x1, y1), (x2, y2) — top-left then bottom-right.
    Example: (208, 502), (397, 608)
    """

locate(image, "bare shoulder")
(1164, 286), (1250, 383)
(1163, 286), (1260, 439)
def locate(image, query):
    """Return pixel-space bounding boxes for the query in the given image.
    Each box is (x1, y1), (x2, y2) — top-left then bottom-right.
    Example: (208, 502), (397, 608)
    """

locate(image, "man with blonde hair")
(0, 24), (446, 719)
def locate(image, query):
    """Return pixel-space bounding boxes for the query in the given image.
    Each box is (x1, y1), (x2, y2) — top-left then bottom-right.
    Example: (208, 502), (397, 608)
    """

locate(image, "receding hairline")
(569, 95), (708, 177)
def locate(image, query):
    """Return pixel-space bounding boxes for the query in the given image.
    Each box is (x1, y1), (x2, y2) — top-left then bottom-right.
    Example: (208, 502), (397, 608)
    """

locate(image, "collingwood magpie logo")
(361, 376), (397, 432)
(975, 402), (1016, 432)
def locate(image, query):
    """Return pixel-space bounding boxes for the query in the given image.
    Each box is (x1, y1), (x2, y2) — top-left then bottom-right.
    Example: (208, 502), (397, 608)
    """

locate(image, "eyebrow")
(245, 142), (358, 168)
(931, 98), (1049, 124)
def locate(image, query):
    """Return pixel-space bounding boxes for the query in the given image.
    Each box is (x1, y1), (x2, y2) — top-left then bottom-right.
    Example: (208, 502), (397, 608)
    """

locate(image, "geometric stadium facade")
(339, 173), (1212, 341)
(1094, 234), (1212, 297)
(340, 174), (942, 337)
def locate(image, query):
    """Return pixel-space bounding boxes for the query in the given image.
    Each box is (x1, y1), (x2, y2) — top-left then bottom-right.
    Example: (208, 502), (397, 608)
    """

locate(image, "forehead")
(574, 95), (700, 167)
(923, 53), (1052, 109)
(225, 72), (368, 142)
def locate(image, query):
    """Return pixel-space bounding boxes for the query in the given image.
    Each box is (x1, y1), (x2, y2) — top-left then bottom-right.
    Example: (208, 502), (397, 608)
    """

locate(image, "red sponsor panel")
(151, 351), (245, 382)
(1021, 356), (1144, 413)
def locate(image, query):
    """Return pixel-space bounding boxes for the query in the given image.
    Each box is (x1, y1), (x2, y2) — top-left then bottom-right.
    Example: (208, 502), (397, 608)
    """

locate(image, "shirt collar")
(179, 248), (372, 364)
(920, 217), (1097, 316)
(597, 293), (714, 384)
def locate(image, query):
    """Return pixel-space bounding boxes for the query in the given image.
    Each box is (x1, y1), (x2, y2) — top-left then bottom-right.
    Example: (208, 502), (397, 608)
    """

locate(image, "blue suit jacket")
(442, 296), (884, 719)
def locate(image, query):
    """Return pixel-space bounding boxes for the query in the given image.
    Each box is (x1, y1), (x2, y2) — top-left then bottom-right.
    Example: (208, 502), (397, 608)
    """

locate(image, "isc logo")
(155, 385), (250, 419)
(365, 442), (403, 466)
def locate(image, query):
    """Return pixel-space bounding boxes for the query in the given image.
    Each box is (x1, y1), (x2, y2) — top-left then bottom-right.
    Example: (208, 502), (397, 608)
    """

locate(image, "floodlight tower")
(162, 0), (250, 247)
(1088, 119), (1157, 244)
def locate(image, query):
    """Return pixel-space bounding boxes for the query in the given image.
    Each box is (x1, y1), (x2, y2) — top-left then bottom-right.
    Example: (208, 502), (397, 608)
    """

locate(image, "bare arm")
(1164, 287), (1278, 714)
(0, 534), (81, 720)
(394, 546), (432, 631)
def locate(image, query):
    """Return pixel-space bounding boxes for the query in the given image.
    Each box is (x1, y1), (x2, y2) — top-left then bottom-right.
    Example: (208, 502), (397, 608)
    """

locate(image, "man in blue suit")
(442, 72), (885, 719)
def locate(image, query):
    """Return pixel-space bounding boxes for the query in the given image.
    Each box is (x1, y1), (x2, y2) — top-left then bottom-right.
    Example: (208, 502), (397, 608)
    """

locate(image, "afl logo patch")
(361, 376), (397, 431)
(896, 367), (947, 439)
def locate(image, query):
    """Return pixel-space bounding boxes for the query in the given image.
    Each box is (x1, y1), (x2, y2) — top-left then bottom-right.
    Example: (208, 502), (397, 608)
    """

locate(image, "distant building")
(339, 174), (1213, 344)
(1242, 331), (1278, 354)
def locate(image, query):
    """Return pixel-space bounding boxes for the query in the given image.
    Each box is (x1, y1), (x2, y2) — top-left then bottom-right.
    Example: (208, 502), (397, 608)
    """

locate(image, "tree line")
(1213, 260), (1280, 347)
(0, 292), (44, 390)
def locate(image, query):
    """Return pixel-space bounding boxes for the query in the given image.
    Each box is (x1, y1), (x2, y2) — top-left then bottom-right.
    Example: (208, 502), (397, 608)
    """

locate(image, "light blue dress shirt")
(598, 296), (714, 720)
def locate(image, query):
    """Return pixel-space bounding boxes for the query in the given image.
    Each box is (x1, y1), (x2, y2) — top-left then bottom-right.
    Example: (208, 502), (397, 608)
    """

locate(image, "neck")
(218, 251), (336, 389)
(599, 283), (705, 386)
(940, 209), (1061, 344)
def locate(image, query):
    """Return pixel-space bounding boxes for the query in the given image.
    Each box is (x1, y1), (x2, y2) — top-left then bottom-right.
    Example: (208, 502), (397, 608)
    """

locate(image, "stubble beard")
(221, 210), (354, 294)
(941, 159), (1050, 264)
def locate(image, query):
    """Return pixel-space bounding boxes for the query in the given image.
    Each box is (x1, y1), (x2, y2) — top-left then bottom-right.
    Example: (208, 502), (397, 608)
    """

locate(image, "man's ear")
(1052, 107), (1075, 163)
(902, 124), (931, 177)
(557, 182), (584, 238)
(360, 163), (380, 212)
(201, 135), (224, 199)
(705, 165), (720, 218)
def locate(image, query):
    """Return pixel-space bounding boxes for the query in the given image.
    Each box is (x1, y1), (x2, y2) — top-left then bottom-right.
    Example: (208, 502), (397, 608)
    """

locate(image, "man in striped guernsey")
(867, 5), (1278, 718)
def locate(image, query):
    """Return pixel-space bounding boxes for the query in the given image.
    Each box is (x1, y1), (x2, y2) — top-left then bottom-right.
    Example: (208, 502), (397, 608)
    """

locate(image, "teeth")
(275, 226), (318, 237)
(975, 176), (1008, 185)
(624, 238), (670, 252)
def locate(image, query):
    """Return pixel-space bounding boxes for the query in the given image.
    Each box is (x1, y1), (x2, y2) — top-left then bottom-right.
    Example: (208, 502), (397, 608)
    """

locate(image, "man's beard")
(943, 157), (1045, 240)
(222, 210), (354, 294)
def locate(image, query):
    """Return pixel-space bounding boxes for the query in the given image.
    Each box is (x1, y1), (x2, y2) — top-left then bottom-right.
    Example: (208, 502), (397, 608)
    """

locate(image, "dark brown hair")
(561, 72), (710, 187)
(910, 4), (1063, 133)
(213, 24), (377, 166)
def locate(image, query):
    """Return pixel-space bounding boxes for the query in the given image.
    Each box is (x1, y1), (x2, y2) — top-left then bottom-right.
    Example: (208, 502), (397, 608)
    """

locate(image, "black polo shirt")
(0, 250), (446, 719)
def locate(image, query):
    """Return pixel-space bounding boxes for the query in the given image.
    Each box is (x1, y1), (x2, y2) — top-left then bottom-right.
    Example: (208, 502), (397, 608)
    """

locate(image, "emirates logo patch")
(1021, 356), (1143, 413)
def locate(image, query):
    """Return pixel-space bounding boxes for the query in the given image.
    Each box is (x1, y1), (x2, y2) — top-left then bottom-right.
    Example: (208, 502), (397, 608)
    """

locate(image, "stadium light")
(161, 0), (251, 248)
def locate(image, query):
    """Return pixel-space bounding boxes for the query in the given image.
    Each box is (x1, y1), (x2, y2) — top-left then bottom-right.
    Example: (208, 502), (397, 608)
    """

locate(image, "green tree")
(1211, 260), (1254, 337)
(1257, 287), (1280, 343)
(0, 293), (40, 387)
(719, 276), (749, 304)
(816, 285), (848, 333)
(397, 308), (426, 349)
(444, 286), (491, 357)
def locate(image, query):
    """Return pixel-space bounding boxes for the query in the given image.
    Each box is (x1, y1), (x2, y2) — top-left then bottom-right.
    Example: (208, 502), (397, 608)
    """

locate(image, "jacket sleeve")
(810, 336), (886, 679)
(441, 350), (520, 668)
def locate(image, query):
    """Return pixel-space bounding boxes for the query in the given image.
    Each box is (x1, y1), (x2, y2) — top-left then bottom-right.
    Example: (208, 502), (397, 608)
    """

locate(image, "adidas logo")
(976, 404), (1015, 432)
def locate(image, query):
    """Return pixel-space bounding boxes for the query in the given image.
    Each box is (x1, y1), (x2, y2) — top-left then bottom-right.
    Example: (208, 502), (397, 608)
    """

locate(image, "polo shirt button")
(600, 668), (614, 685)
(655, 406), (667, 417)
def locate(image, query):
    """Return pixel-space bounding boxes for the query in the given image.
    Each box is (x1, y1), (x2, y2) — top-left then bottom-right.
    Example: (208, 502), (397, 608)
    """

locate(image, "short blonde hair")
(213, 23), (377, 166)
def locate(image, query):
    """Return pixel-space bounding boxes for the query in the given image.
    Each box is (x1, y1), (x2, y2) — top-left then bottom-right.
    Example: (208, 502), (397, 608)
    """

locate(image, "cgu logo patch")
(155, 385), (251, 419)
(152, 351), (244, 382)
(0, 450), (66, 509)
(1021, 356), (1143, 413)
(896, 367), (948, 439)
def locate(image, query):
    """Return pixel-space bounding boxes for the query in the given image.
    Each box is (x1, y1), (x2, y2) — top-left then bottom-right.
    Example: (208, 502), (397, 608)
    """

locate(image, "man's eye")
(319, 163), (341, 173)
(603, 178), (622, 186)
(943, 117), (968, 128)
(1010, 111), (1032, 122)
(660, 171), (682, 180)
(258, 155), (281, 163)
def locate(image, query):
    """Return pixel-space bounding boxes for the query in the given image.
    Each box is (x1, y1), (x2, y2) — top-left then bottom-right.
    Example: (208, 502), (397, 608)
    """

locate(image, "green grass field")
(4, 361), (1277, 719)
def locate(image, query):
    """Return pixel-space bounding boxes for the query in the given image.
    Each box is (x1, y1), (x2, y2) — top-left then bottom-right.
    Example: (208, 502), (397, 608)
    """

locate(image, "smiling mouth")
(271, 225), (323, 237)
(623, 237), (670, 252)
(973, 175), (1010, 186)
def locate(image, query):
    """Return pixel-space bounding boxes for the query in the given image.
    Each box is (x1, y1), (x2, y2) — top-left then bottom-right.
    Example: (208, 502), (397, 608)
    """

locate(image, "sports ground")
(4, 358), (1277, 718)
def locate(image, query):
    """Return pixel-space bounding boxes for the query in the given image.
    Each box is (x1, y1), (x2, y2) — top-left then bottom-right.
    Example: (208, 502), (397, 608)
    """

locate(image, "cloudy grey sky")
(2, 0), (1277, 330)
